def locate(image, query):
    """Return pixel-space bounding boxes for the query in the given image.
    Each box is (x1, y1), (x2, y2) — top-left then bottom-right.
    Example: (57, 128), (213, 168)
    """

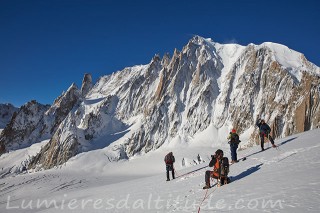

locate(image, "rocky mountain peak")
(51, 83), (81, 111)
(0, 103), (18, 129)
(152, 54), (161, 62)
(81, 73), (93, 97)
(189, 35), (211, 45)
(0, 100), (50, 150)
(1, 82), (82, 156)
(161, 53), (171, 67)
(46, 83), (81, 133)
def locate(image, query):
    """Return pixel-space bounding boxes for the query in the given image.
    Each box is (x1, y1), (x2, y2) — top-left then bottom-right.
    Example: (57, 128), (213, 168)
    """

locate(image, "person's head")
(261, 119), (265, 124)
(215, 149), (224, 159)
(231, 129), (236, 133)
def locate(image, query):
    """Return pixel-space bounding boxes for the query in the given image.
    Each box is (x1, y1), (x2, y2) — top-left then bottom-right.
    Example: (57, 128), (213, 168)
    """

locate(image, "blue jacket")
(256, 120), (271, 135)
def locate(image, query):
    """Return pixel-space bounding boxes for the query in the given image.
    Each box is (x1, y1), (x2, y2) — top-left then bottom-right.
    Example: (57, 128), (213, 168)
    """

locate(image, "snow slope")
(259, 42), (313, 81)
(0, 140), (50, 178)
(0, 129), (319, 212)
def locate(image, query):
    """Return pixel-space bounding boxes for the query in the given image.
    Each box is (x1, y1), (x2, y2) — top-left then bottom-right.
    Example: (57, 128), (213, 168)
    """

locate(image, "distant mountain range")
(1, 35), (319, 171)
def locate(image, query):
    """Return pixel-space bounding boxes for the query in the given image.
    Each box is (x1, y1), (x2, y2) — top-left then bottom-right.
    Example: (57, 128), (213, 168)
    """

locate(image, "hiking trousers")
(260, 133), (275, 149)
(205, 170), (228, 186)
(166, 164), (175, 180)
(230, 143), (238, 161)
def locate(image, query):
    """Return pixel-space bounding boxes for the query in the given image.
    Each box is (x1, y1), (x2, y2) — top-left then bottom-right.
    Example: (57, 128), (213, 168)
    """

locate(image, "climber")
(228, 129), (241, 163)
(164, 152), (175, 181)
(256, 118), (277, 151)
(203, 149), (230, 189)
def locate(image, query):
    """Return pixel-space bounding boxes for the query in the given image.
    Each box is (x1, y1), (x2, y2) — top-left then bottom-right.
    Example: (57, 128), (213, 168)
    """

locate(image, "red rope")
(197, 188), (209, 213)
(197, 177), (218, 212)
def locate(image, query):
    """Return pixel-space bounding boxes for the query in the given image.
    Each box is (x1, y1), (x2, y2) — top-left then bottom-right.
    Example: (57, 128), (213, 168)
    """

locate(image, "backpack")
(230, 133), (240, 144)
(164, 153), (174, 164)
(220, 157), (229, 177)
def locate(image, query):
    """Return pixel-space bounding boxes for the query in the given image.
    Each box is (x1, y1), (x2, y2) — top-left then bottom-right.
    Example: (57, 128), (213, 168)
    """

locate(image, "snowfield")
(0, 129), (320, 212)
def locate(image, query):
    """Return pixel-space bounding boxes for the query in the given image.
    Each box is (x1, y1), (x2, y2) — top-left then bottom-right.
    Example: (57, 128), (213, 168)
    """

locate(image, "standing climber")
(256, 118), (277, 151)
(164, 152), (175, 181)
(228, 129), (241, 163)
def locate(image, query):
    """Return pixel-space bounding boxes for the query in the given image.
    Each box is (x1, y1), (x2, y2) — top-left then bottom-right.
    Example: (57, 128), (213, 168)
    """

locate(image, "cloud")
(223, 38), (239, 44)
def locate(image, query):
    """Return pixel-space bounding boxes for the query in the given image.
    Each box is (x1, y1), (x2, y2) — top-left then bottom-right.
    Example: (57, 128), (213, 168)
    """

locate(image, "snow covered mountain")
(2, 36), (320, 170)
(0, 103), (18, 129)
(0, 83), (82, 154)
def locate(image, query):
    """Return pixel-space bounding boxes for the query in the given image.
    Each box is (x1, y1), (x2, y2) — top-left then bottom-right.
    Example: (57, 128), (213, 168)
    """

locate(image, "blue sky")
(1, 0), (319, 107)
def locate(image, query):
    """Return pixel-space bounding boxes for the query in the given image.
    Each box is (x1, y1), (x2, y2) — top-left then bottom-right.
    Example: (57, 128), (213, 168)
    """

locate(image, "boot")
(272, 144), (277, 148)
(202, 184), (210, 189)
(166, 179), (170, 181)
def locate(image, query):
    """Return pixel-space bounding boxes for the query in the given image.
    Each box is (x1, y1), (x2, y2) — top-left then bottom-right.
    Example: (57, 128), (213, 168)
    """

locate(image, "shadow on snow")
(278, 137), (298, 147)
(231, 163), (263, 182)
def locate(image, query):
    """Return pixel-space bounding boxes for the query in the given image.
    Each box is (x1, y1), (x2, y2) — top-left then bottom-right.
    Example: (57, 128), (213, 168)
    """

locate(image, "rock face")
(0, 100), (50, 150)
(28, 94), (126, 170)
(26, 36), (320, 169)
(0, 103), (19, 154)
(0, 103), (18, 129)
(81, 73), (93, 97)
(46, 83), (82, 134)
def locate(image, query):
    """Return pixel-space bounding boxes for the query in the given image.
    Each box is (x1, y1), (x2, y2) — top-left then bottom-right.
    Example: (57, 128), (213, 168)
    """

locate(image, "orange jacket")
(213, 159), (220, 177)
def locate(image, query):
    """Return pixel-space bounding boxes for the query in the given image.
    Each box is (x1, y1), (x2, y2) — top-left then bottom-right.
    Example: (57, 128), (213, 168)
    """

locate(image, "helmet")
(231, 129), (236, 133)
